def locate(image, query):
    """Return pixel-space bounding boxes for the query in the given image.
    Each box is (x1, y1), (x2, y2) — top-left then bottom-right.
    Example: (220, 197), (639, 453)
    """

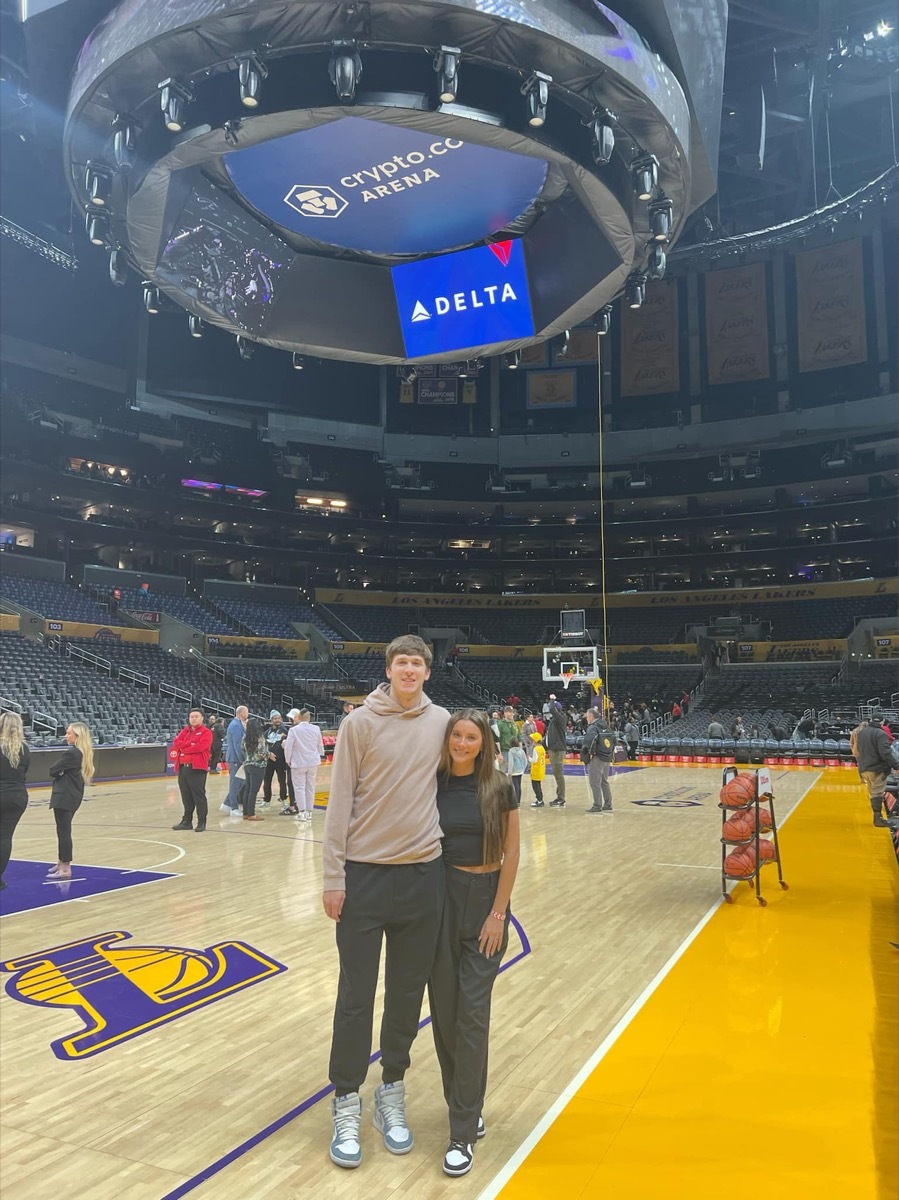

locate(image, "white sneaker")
(219, 803), (231, 813)
(443, 1141), (473, 1176)
(373, 1081), (413, 1154)
(330, 1092), (362, 1169)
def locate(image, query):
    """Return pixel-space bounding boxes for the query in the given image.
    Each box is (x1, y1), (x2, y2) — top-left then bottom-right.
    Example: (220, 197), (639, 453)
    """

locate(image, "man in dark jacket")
(851, 721), (894, 827)
(545, 701), (569, 807)
(581, 709), (615, 814)
(207, 713), (225, 773)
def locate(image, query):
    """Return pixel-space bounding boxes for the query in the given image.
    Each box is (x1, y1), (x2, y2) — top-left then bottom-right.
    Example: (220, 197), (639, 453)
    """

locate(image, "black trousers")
(54, 808), (75, 863)
(530, 779), (543, 803)
(428, 865), (509, 1145)
(240, 763), (264, 816)
(329, 858), (445, 1095)
(0, 798), (27, 881)
(178, 765), (209, 826)
(263, 756), (287, 801)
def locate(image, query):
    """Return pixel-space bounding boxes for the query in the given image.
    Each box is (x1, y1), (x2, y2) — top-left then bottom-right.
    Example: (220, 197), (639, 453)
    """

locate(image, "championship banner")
(519, 343), (547, 368)
(417, 378), (457, 405)
(795, 238), (867, 372)
(620, 279), (679, 395)
(555, 328), (597, 364)
(43, 621), (159, 645)
(705, 263), (770, 385)
(526, 370), (576, 410)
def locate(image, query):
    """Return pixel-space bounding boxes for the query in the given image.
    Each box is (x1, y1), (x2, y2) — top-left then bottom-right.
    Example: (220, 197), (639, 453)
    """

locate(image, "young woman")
(240, 717), (268, 821)
(0, 712), (30, 890)
(428, 708), (521, 1178)
(48, 722), (94, 879)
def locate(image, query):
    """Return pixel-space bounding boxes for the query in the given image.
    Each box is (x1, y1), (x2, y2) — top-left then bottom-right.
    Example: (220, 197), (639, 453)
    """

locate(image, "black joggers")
(177, 765), (208, 827)
(329, 858), (445, 1096)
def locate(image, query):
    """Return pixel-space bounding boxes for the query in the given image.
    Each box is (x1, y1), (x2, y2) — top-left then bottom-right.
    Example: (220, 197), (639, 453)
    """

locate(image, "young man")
(262, 710), (288, 806)
(544, 700), (569, 807)
(171, 709), (213, 832)
(284, 708), (325, 821)
(322, 635), (450, 1170)
(581, 708), (615, 814)
(222, 705), (248, 814)
(496, 706), (519, 772)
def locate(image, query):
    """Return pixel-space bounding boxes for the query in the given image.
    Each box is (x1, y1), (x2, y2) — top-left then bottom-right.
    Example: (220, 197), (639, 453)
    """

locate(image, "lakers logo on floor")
(2, 930), (287, 1060)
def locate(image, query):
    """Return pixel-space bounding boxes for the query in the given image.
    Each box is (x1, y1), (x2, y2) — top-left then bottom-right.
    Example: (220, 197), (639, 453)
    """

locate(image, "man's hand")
(322, 889), (346, 921)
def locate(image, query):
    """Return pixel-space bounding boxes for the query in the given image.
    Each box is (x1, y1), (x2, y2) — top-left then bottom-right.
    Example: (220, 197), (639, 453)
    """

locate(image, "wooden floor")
(0, 764), (894, 1199)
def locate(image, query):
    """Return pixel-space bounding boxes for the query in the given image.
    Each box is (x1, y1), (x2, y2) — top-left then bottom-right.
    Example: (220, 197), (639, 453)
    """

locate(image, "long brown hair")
(438, 708), (511, 863)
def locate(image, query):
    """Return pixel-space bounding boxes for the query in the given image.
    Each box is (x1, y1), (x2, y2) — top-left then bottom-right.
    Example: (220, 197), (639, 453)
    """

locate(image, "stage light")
(158, 78), (193, 132)
(631, 154), (658, 200)
(84, 164), (112, 207)
(647, 243), (667, 280)
(597, 305), (612, 336)
(434, 46), (461, 103)
(625, 273), (646, 308)
(143, 284), (160, 313)
(555, 329), (571, 358)
(503, 350), (521, 369)
(84, 209), (110, 246)
(329, 42), (362, 102)
(238, 54), (267, 108)
(108, 249), (127, 286)
(236, 335), (254, 360)
(649, 198), (673, 241)
(521, 71), (551, 127)
(400, 366), (419, 383)
(590, 112), (615, 165)
(112, 116), (137, 170)
(877, 20), (892, 36)
(189, 314), (204, 338)
(291, 352), (306, 370)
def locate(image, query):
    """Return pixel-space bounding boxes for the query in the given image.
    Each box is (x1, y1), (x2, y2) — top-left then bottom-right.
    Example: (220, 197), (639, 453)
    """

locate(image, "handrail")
(201, 697), (236, 717)
(160, 681), (192, 703)
(235, 675), (251, 692)
(119, 666), (151, 690)
(66, 642), (113, 674)
(0, 695), (23, 713)
(31, 709), (56, 732)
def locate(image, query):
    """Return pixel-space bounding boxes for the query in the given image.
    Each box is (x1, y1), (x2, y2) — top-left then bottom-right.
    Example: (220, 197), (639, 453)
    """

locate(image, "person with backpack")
(580, 709), (615, 814)
(850, 720), (894, 827)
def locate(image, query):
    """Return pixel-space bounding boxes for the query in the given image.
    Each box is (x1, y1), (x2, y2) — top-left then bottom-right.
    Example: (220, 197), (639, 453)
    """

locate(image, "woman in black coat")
(0, 711), (30, 890)
(48, 721), (95, 879)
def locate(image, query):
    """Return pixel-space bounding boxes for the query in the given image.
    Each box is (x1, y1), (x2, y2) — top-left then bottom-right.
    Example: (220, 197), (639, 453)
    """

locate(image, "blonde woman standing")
(0, 712), (30, 890)
(47, 722), (94, 879)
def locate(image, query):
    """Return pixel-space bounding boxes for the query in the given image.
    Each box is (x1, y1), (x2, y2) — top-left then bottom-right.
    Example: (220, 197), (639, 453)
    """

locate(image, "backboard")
(542, 646), (599, 682)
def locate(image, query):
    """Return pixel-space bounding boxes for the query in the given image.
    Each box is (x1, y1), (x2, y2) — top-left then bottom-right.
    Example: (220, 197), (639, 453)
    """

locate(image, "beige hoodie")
(322, 683), (451, 890)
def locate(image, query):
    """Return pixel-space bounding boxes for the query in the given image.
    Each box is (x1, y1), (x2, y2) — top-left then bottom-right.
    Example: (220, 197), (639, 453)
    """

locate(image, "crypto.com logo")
(284, 185), (348, 219)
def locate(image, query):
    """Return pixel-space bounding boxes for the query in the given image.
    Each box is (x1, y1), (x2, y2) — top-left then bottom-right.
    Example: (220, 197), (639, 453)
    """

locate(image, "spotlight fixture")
(521, 71), (552, 127)
(649, 197), (673, 241)
(157, 78), (193, 133)
(291, 352), (306, 370)
(236, 335), (254, 360)
(223, 119), (241, 147)
(434, 46), (461, 103)
(108, 249), (127, 286)
(143, 284), (160, 313)
(631, 154), (658, 201)
(84, 164), (112, 207)
(589, 111), (615, 165)
(188, 314), (204, 338)
(459, 359), (482, 379)
(647, 243), (667, 280)
(329, 42), (362, 102)
(555, 329), (571, 358)
(238, 54), (267, 108)
(400, 366), (419, 384)
(84, 209), (110, 246)
(503, 350), (521, 369)
(625, 273), (646, 308)
(596, 304), (612, 336)
(112, 116), (137, 170)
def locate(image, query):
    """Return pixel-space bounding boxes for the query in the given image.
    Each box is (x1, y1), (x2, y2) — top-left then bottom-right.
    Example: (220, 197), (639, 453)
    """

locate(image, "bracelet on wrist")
(490, 910), (506, 922)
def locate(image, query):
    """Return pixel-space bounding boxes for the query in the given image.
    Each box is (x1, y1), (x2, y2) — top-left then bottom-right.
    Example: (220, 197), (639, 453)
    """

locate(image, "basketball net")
(562, 670), (575, 690)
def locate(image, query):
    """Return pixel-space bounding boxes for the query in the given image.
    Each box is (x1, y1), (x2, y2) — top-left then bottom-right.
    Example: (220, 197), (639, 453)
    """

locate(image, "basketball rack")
(720, 766), (789, 907)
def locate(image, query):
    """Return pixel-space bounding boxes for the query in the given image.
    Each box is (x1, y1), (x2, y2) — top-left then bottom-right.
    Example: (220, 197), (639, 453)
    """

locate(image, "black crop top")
(436, 773), (519, 867)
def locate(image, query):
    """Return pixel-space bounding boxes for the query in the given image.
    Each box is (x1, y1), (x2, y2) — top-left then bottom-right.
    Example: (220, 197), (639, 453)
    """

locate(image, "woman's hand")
(478, 913), (505, 957)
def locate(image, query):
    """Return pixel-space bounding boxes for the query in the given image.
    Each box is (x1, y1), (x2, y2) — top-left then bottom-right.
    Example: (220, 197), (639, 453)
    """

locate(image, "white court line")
(105, 839), (187, 872)
(0, 874), (178, 919)
(475, 769), (821, 1200)
(655, 862), (720, 870)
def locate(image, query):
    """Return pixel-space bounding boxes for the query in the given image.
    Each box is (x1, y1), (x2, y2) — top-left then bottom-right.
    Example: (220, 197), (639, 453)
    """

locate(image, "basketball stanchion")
(720, 765), (789, 907)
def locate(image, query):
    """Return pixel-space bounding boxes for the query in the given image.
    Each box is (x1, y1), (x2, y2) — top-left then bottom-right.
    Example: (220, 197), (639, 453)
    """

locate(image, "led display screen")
(224, 117), (548, 256)
(392, 240), (534, 358)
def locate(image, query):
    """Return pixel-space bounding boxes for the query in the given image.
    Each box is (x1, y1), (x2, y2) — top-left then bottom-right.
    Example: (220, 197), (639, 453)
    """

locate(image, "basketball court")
(1, 764), (895, 1199)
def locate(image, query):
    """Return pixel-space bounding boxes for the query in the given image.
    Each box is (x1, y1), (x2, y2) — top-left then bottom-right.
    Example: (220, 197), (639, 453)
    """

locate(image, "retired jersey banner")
(620, 280), (679, 395)
(705, 263), (770, 385)
(795, 238), (868, 372)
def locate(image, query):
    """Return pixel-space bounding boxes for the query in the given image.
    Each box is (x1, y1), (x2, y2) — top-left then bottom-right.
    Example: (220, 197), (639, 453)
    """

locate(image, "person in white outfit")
(284, 708), (325, 820)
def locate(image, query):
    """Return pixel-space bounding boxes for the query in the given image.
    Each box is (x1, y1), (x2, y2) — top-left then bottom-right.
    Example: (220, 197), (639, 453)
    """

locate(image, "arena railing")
(201, 697), (236, 718)
(31, 709), (56, 733)
(0, 695), (23, 714)
(118, 666), (150, 691)
(66, 642), (112, 676)
(160, 681), (191, 705)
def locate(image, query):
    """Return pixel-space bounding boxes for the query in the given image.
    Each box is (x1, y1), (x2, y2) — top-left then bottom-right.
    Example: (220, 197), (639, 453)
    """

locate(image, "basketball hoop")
(561, 670), (575, 691)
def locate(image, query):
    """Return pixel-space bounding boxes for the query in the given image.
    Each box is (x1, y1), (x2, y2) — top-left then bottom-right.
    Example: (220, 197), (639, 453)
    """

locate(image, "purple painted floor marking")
(0, 861), (178, 916)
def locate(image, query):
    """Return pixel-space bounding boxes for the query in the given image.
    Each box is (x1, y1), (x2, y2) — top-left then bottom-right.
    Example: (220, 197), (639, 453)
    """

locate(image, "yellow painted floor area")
(494, 774), (899, 1200)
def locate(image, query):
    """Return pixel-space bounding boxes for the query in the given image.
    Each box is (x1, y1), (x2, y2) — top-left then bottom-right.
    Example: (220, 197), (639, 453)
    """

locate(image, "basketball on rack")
(722, 812), (753, 841)
(724, 847), (755, 877)
(719, 774), (756, 809)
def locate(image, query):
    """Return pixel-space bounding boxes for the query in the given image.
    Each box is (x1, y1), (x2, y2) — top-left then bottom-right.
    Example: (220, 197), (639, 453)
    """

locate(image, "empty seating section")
(334, 654), (472, 711)
(0, 576), (126, 625)
(325, 603), (553, 645)
(115, 587), (234, 634)
(212, 597), (340, 639)
(325, 605), (404, 642)
(60, 639), (246, 707)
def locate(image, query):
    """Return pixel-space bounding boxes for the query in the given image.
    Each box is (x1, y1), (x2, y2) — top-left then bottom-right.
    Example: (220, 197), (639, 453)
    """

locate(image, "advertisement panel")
(225, 117), (547, 257)
(392, 240), (534, 358)
(43, 621), (159, 645)
(620, 279), (680, 395)
(125, 610), (161, 625)
(795, 238), (868, 372)
(705, 263), (770, 385)
(0, 613), (20, 632)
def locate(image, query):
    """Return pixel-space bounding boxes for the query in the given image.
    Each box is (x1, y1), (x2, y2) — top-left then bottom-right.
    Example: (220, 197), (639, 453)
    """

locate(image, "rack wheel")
(780, 882), (789, 890)
(723, 893), (734, 903)
(757, 896), (767, 907)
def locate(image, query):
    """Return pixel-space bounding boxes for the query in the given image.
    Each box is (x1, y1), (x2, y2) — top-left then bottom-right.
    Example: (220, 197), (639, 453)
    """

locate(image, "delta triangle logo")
(411, 300), (431, 322)
(488, 240), (513, 267)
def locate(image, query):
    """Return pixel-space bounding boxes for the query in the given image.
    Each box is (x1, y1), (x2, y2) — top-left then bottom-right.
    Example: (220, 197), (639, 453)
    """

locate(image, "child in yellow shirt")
(529, 732), (546, 808)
